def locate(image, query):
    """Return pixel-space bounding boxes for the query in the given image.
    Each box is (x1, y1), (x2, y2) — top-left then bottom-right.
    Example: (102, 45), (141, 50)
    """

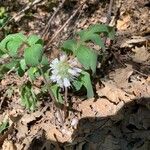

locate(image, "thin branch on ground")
(45, 3), (84, 49)
(0, 0), (42, 30)
(41, 0), (66, 39)
(103, 0), (114, 47)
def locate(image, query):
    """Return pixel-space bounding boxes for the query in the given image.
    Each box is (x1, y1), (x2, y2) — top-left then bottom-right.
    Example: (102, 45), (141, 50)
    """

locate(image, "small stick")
(0, 0), (42, 29)
(102, 0), (114, 47)
(46, 4), (84, 48)
(41, 0), (66, 38)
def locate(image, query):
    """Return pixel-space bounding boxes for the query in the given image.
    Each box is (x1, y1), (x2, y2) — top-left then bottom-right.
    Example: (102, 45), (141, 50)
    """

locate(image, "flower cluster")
(50, 54), (81, 88)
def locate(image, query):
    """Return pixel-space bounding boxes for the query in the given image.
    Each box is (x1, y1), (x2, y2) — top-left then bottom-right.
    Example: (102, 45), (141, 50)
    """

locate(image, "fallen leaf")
(43, 122), (72, 143)
(131, 46), (150, 63)
(97, 81), (133, 104)
(2, 140), (16, 150)
(117, 14), (131, 31)
(109, 64), (133, 88)
(78, 98), (95, 118)
(101, 135), (120, 149)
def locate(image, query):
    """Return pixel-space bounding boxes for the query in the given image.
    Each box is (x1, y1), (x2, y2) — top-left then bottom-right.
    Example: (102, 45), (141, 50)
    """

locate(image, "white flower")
(50, 54), (81, 88)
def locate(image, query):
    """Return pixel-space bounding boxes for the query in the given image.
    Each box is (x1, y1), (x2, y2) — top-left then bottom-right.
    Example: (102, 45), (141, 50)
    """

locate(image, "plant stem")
(63, 87), (68, 121)
(39, 65), (64, 125)
(38, 66), (56, 103)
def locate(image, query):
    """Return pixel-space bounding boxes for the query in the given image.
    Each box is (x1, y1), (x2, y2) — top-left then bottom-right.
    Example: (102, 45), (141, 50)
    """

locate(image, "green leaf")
(75, 45), (97, 73)
(27, 67), (39, 81)
(72, 79), (83, 91)
(0, 120), (9, 134)
(6, 39), (22, 57)
(73, 71), (94, 98)
(24, 44), (43, 67)
(0, 33), (26, 57)
(50, 84), (63, 104)
(81, 71), (94, 98)
(20, 82), (37, 111)
(19, 59), (26, 71)
(0, 60), (18, 72)
(0, 49), (5, 56)
(61, 39), (78, 53)
(27, 35), (43, 46)
(17, 59), (27, 77)
(40, 55), (49, 65)
(77, 24), (115, 49)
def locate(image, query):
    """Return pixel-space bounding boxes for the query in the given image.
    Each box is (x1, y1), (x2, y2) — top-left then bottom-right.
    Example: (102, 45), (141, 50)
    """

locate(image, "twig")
(103, 0), (114, 47)
(106, 0), (114, 24)
(41, 0), (66, 39)
(45, 4), (84, 48)
(0, 0), (42, 29)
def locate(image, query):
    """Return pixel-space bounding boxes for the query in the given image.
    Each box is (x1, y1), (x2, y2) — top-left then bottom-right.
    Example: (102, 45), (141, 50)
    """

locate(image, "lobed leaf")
(0, 120), (9, 134)
(61, 39), (78, 53)
(27, 35), (43, 46)
(20, 82), (37, 111)
(0, 33), (26, 57)
(75, 45), (97, 73)
(80, 71), (94, 98)
(24, 44), (43, 67)
(78, 24), (115, 49)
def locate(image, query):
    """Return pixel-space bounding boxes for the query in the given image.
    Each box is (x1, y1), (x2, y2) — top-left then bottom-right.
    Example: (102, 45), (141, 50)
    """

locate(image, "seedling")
(0, 24), (115, 112)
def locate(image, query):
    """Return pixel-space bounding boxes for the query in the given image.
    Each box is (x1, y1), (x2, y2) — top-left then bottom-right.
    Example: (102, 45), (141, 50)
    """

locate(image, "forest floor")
(0, 0), (150, 150)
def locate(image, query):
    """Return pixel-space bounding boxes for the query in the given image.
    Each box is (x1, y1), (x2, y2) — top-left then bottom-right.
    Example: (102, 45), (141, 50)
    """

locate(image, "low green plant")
(0, 119), (9, 134)
(0, 7), (9, 27)
(0, 24), (115, 111)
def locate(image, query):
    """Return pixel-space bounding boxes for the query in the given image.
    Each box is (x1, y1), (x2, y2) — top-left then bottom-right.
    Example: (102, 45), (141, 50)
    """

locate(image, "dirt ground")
(0, 0), (150, 150)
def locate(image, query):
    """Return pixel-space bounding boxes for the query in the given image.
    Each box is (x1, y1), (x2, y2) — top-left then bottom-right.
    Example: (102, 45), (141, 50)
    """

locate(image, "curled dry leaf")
(109, 64), (133, 88)
(97, 81), (134, 104)
(78, 98), (95, 118)
(131, 46), (150, 63)
(117, 14), (131, 31)
(2, 140), (16, 150)
(43, 122), (72, 143)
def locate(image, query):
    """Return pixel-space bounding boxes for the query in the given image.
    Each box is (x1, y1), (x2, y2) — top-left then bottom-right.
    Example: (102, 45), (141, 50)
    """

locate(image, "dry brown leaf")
(117, 14), (131, 31)
(109, 64), (133, 88)
(97, 81), (134, 104)
(2, 140), (16, 150)
(43, 122), (72, 143)
(127, 80), (150, 98)
(131, 46), (150, 63)
(101, 135), (120, 149)
(121, 36), (150, 48)
(78, 98), (95, 118)
(92, 98), (119, 117)
(21, 110), (43, 124)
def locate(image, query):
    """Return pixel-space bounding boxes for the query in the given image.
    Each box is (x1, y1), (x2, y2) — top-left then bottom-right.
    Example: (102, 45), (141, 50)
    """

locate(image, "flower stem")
(63, 87), (68, 120)
(39, 66), (56, 103)
(39, 65), (64, 125)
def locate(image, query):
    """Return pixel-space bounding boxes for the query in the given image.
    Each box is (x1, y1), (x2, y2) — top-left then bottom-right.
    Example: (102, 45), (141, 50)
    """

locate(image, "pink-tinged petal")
(74, 68), (82, 73)
(63, 78), (71, 87)
(50, 75), (57, 82)
(57, 79), (63, 88)
(69, 59), (78, 67)
(56, 75), (61, 81)
(51, 58), (59, 65)
(52, 70), (59, 75)
(68, 69), (77, 76)
(60, 54), (67, 61)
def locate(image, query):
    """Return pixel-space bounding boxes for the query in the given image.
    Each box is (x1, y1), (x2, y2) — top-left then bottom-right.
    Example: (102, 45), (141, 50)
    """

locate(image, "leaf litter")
(0, 0), (150, 149)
